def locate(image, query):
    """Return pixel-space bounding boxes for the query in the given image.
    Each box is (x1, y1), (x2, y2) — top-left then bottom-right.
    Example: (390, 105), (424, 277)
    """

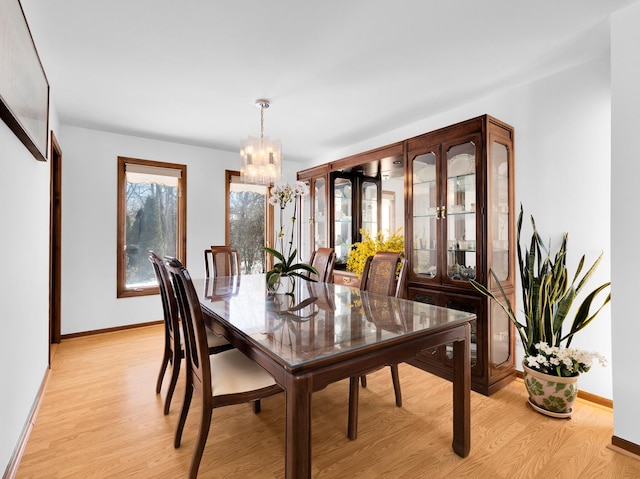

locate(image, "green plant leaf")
(264, 246), (286, 264)
(471, 203), (610, 359)
(562, 283), (611, 346)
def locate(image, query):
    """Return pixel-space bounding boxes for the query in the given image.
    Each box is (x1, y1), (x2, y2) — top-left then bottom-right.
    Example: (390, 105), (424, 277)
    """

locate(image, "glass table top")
(195, 274), (475, 370)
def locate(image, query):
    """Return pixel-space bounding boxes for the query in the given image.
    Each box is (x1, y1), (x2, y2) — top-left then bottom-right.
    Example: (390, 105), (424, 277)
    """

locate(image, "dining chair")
(308, 247), (336, 282)
(203, 274), (241, 300)
(148, 251), (232, 415)
(348, 251), (407, 440)
(166, 258), (282, 479)
(204, 245), (240, 278)
(360, 251), (406, 298)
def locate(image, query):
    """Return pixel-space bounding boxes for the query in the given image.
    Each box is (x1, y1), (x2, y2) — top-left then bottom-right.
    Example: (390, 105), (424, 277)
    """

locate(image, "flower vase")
(271, 274), (295, 295)
(271, 292), (294, 312)
(522, 361), (579, 418)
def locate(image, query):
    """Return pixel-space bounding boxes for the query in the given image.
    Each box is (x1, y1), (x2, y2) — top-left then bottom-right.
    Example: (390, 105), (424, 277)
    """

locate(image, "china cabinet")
(297, 115), (515, 395)
(405, 115), (515, 395)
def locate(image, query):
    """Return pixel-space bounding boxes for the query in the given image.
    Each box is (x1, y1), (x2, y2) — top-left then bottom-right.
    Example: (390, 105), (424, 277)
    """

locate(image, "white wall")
(58, 125), (298, 334)
(505, 58), (612, 399)
(0, 119), (53, 473)
(312, 55), (614, 399)
(611, 0), (640, 448)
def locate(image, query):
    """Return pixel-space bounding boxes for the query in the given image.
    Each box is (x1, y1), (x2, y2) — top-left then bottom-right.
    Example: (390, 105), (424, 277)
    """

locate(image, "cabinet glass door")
(445, 141), (477, 283)
(334, 177), (353, 264)
(491, 301), (511, 366)
(314, 178), (327, 250)
(300, 178), (327, 261)
(300, 180), (312, 261)
(361, 180), (378, 236)
(442, 294), (479, 370)
(488, 138), (512, 367)
(489, 140), (510, 283)
(412, 152), (438, 279)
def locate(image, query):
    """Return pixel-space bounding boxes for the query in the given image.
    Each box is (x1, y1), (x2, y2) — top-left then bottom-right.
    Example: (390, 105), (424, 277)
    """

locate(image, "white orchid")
(264, 182), (317, 292)
(268, 181), (309, 209)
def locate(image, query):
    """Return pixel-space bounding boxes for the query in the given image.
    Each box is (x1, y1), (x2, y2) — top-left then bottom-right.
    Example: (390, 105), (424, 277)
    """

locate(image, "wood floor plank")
(15, 324), (640, 478)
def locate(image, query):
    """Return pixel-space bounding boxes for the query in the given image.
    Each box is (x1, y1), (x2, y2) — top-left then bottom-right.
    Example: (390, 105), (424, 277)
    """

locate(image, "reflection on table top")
(195, 274), (475, 371)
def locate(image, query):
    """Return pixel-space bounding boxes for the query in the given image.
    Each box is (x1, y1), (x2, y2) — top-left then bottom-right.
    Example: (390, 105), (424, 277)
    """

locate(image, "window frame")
(117, 156), (187, 298)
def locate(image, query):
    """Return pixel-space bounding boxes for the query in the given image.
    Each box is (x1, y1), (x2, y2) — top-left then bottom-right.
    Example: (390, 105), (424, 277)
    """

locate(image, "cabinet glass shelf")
(446, 211), (475, 216)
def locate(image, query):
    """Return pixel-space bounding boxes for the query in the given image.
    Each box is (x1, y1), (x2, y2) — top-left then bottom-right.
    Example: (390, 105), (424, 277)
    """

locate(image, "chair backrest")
(361, 293), (406, 335)
(204, 246), (240, 278)
(148, 251), (180, 346)
(305, 279), (336, 311)
(166, 258), (212, 398)
(360, 251), (406, 298)
(204, 274), (241, 300)
(308, 247), (336, 282)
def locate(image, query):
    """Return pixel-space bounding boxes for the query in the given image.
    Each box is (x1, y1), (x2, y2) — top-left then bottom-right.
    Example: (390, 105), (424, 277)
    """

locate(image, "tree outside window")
(117, 157), (186, 297)
(226, 171), (273, 274)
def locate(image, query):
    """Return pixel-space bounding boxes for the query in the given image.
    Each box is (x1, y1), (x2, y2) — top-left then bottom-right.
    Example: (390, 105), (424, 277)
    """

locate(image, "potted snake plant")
(470, 205), (610, 417)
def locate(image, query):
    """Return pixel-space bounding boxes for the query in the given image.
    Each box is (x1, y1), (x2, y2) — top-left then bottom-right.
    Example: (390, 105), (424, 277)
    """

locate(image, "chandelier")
(240, 99), (282, 185)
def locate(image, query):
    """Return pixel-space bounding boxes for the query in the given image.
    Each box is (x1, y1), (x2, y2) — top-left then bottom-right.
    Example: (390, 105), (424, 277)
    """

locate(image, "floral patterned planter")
(522, 362), (579, 418)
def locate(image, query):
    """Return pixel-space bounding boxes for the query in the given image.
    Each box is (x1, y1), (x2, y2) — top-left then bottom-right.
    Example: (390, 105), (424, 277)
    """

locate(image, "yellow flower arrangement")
(346, 228), (404, 277)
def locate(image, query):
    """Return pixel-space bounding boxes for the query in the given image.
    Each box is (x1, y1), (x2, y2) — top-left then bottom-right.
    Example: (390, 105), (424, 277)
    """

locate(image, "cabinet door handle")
(436, 206), (441, 219)
(441, 205), (446, 219)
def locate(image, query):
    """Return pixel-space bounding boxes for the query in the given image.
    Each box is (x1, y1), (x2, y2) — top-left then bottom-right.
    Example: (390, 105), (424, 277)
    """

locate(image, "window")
(225, 170), (273, 274)
(117, 157), (186, 297)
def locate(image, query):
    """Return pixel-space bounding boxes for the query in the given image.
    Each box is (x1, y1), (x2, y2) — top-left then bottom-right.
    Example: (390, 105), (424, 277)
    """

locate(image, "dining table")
(195, 274), (474, 479)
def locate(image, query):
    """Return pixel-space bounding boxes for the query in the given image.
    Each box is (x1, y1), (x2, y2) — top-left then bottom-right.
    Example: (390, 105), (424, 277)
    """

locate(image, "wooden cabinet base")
(408, 356), (516, 396)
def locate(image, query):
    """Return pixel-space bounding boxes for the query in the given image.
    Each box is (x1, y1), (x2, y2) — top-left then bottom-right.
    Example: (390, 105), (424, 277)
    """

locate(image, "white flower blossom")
(269, 182), (309, 210)
(293, 181), (309, 196)
(526, 356), (541, 369)
(268, 195), (279, 206)
(524, 342), (606, 377)
(534, 354), (548, 366)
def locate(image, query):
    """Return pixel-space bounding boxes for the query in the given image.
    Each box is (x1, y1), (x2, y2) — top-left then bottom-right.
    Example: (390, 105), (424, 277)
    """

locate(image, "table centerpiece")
(265, 181), (317, 294)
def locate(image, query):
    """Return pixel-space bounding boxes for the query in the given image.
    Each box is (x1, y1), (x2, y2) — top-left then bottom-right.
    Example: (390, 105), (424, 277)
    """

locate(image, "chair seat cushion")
(206, 328), (230, 348)
(179, 324), (229, 349)
(210, 349), (276, 397)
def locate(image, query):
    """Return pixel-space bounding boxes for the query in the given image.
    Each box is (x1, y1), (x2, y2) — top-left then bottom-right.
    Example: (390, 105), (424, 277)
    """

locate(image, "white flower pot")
(272, 274), (295, 295)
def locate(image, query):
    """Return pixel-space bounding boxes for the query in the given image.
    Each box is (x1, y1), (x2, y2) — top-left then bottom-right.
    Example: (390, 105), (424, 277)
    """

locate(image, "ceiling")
(20, 0), (636, 164)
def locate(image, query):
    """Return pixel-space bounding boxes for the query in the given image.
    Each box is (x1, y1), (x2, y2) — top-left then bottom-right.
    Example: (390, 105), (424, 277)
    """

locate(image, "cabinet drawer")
(333, 271), (361, 288)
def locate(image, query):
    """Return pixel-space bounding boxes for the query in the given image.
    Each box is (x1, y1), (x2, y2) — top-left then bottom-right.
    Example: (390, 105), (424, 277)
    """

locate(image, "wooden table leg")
(285, 374), (312, 479)
(451, 322), (471, 458)
(347, 376), (359, 440)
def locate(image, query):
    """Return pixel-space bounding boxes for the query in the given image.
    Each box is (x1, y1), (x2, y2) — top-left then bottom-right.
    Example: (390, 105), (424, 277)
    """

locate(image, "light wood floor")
(16, 324), (640, 479)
